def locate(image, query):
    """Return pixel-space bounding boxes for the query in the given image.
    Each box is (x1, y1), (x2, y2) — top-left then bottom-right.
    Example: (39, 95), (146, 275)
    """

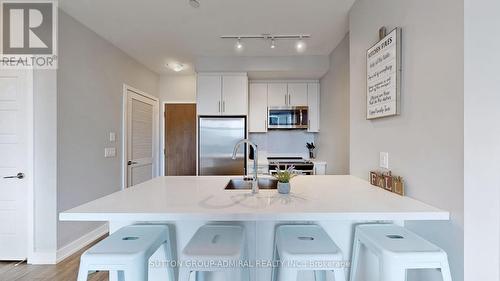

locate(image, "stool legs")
(123, 261), (148, 281)
(349, 237), (361, 281)
(278, 268), (298, 281)
(333, 268), (347, 281)
(76, 259), (88, 281)
(380, 263), (405, 281)
(440, 261), (452, 281)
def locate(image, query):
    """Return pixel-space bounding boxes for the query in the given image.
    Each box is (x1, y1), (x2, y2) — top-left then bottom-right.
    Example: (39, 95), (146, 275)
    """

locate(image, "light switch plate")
(379, 152), (389, 169)
(109, 132), (116, 142)
(104, 147), (116, 158)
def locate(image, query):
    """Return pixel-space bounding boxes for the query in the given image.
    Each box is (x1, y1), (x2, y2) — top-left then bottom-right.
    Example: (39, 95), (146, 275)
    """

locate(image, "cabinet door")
(222, 75), (248, 115)
(287, 83), (308, 106)
(267, 83), (288, 107)
(197, 75), (222, 115)
(249, 83), (268, 132)
(307, 83), (320, 132)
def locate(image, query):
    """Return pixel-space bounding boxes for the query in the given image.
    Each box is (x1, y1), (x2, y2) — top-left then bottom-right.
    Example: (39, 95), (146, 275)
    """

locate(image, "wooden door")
(165, 104), (196, 175)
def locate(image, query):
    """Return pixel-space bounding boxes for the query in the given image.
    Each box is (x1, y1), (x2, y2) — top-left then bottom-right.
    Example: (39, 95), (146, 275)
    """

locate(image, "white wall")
(317, 34), (350, 174)
(159, 74), (196, 103)
(464, 0), (500, 280)
(57, 11), (159, 248)
(349, 1), (463, 281)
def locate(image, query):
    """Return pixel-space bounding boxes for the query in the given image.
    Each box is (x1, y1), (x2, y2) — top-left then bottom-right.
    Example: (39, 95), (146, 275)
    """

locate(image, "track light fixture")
(221, 34), (310, 53)
(234, 38), (244, 52)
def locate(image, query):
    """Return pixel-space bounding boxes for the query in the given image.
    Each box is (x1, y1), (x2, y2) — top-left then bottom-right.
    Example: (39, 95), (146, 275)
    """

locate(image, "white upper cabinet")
(197, 74), (222, 115)
(307, 83), (320, 132)
(222, 75), (248, 115)
(267, 83), (288, 107)
(197, 73), (248, 116)
(249, 83), (268, 132)
(287, 83), (308, 106)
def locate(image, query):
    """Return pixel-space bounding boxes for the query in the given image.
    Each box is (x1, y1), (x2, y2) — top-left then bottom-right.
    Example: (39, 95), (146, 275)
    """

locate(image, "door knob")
(127, 161), (138, 166)
(3, 172), (24, 179)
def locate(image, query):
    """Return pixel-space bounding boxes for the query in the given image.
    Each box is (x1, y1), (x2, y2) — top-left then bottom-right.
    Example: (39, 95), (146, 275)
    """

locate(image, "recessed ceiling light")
(167, 63), (184, 72)
(189, 0), (200, 8)
(235, 38), (244, 52)
(295, 38), (306, 53)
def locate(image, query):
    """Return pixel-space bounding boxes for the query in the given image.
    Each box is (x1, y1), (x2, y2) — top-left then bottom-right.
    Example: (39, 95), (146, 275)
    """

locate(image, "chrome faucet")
(232, 139), (259, 194)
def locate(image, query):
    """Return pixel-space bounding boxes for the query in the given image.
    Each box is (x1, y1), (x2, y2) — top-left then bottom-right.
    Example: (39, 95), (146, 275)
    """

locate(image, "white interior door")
(126, 89), (158, 187)
(0, 70), (31, 260)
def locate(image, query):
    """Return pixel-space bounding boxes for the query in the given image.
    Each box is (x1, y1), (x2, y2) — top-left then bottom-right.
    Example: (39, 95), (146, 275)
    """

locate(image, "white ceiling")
(59, 0), (354, 75)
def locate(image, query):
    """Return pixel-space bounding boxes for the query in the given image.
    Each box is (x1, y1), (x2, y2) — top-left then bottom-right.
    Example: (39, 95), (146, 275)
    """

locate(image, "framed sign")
(366, 28), (402, 119)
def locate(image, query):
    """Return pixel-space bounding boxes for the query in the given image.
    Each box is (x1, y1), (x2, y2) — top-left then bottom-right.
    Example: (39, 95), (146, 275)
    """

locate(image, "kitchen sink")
(224, 178), (278, 190)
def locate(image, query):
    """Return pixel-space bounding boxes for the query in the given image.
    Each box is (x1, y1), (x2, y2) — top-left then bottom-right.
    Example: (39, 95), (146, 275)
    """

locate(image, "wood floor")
(0, 237), (108, 281)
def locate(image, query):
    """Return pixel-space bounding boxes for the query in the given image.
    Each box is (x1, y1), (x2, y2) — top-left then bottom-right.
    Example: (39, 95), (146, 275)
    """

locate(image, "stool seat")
(77, 224), (174, 281)
(350, 224), (452, 281)
(179, 224), (249, 281)
(84, 225), (168, 261)
(183, 225), (245, 260)
(273, 225), (347, 281)
(276, 224), (343, 264)
(356, 224), (443, 255)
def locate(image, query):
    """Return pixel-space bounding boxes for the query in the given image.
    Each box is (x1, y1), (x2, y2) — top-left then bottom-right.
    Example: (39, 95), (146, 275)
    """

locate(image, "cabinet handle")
(289, 94), (291, 105)
(223, 101), (225, 113)
(218, 101), (221, 112)
(285, 94), (287, 105)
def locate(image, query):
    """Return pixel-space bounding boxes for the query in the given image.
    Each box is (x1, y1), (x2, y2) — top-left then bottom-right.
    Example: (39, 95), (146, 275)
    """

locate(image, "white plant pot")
(277, 182), (290, 194)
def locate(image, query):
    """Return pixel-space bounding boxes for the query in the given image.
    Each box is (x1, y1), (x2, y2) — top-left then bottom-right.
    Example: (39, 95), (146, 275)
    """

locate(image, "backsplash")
(249, 131), (316, 158)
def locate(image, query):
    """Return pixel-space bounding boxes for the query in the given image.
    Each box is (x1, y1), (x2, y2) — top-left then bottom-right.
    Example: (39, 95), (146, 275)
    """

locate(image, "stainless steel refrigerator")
(198, 116), (247, 175)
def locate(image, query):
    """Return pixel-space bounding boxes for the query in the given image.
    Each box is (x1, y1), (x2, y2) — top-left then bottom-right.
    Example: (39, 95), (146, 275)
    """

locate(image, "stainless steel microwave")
(268, 106), (308, 129)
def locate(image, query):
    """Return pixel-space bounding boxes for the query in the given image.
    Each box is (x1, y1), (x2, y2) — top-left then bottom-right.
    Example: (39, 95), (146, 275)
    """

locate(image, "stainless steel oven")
(268, 106), (308, 130)
(268, 157), (314, 175)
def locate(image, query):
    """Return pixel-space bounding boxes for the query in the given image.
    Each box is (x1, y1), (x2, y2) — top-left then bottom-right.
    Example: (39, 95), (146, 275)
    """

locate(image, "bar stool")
(179, 224), (248, 281)
(77, 224), (174, 281)
(272, 225), (347, 281)
(349, 224), (452, 281)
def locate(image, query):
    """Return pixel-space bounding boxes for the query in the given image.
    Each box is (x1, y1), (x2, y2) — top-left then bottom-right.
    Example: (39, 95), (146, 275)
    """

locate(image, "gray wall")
(464, 0), (500, 279)
(57, 11), (159, 248)
(317, 34), (350, 174)
(33, 70), (57, 255)
(349, 1), (463, 281)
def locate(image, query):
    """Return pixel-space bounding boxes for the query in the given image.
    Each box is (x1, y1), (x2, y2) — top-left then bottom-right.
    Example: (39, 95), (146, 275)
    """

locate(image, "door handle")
(3, 172), (24, 179)
(127, 161), (138, 166)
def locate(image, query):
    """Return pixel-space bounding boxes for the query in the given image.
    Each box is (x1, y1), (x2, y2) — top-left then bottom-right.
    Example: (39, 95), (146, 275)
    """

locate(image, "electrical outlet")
(379, 152), (389, 169)
(104, 147), (116, 158)
(109, 132), (116, 142)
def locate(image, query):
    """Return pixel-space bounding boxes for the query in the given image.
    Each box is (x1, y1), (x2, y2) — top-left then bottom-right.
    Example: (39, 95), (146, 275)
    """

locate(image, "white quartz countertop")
(59, 175), (449, 222)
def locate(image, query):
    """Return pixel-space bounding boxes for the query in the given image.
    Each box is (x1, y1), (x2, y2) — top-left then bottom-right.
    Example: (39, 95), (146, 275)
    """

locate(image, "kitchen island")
(60, 175), (448, 281)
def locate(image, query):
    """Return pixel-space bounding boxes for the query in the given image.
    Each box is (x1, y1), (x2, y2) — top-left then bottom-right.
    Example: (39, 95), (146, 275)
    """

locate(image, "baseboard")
(29, 251), (57, 264)
(56, 223), (109, 263)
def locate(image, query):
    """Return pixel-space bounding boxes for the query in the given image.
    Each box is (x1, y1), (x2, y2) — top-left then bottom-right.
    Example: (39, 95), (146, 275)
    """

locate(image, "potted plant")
(273, 166), (298, 194)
